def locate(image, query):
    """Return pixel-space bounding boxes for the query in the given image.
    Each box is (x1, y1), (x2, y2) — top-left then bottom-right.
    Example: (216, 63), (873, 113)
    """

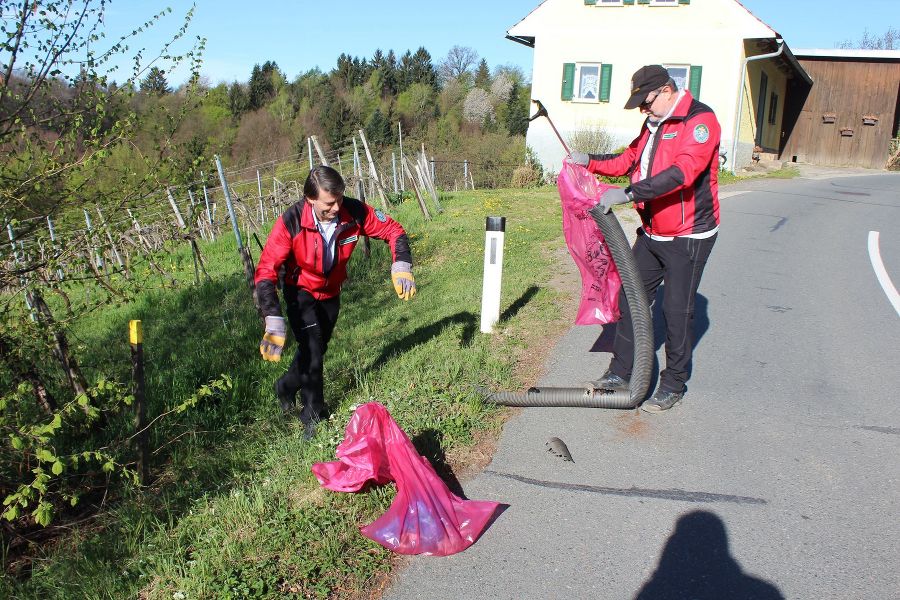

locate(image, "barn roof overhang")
(748, 37), (814, 87)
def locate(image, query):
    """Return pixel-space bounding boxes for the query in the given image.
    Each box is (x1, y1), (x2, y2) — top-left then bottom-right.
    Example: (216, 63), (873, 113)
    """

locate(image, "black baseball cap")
(624, 65), (670, 109)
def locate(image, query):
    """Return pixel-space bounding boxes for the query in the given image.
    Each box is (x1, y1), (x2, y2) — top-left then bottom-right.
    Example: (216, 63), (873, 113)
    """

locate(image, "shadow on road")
(590, 288), (710, 356)
(634, 511), (784, 600)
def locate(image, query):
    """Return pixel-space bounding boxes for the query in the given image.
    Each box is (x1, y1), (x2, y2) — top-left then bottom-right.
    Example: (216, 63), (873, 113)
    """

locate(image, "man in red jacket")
(255, 166), (415, 436)
(572, 64), (720, 413)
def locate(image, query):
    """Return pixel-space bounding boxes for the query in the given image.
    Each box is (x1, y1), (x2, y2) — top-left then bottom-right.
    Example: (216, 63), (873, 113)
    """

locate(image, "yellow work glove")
(260, 316), (287, 361)
(390, 261), (416, 301)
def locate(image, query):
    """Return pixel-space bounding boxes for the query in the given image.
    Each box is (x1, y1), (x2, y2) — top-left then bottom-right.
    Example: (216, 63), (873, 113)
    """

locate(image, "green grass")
(2, 187), (572, 599)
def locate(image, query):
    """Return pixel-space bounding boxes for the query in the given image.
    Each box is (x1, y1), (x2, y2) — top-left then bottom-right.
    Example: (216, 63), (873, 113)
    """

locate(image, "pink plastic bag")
(557, 159), (622, 325)
(312, 402), (502, 556)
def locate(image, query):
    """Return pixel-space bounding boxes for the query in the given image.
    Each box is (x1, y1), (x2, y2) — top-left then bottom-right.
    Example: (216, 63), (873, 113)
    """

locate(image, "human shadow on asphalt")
(590, 288), (710, 356)
(634, 511), (784, 600)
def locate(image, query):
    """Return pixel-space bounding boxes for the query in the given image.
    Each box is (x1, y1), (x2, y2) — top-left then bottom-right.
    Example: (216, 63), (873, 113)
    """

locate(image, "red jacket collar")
(668, 90), (695, 120)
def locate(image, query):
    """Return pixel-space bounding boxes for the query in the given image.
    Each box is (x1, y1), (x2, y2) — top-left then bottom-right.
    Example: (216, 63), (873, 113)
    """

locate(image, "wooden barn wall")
(782, 59), (900, 169)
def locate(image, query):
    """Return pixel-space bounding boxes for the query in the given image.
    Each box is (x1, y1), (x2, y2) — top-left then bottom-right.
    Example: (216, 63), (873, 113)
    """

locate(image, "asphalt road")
(385, 172), (900, 600)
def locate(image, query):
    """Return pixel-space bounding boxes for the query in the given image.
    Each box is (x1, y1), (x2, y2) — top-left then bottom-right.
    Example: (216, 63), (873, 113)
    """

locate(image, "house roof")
(507, 0), (778, 44)
(792, 48), (900, 62)
(733, 0), (781, 38)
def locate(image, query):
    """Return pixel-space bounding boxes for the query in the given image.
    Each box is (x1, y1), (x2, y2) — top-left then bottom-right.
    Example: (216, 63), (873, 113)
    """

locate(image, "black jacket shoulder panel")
(282, 202), (303, 237)
(686, 99), (715, 120)
(341, 196), (368, 224)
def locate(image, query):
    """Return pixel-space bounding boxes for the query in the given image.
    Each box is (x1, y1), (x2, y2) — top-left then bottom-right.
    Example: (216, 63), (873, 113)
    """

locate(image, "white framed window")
(663, 64), (689, 91)
(575, 63), (601, 102)
(650, 0), (678, 5)
(598, 0), (624, 5)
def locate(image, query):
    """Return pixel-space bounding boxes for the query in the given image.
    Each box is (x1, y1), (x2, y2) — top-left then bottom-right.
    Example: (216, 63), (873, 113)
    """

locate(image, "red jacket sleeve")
(254, 218), (292, 318)
(586, 132), (643, 177)
(360, 204), (413, 265)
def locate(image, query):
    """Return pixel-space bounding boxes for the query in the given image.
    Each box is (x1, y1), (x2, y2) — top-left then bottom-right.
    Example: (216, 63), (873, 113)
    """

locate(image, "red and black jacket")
(586, 91), (721, 237)
(254, 197), (412, 317)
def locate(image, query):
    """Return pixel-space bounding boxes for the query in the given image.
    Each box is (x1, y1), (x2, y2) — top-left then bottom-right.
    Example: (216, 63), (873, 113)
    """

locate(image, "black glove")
(570, 152), (590, 167)
(598, 188), (632, 214)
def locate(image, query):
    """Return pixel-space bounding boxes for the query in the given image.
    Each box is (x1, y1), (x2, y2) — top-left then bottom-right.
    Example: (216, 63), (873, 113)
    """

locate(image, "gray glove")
(390, 261), (416, 300)
(260, 316), (287, 361)
(598, 188), (631, 214)
(570, 152), (590, 167)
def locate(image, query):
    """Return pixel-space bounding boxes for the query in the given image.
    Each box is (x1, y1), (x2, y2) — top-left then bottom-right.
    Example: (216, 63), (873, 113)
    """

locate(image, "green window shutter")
(688, 65), (702, 98)
(678, 0), (691, 4)
(623, 0), (635, 4)
(561, 63), (576, 101)
(638, 0), (650, 4)
(584, 0), (597, 5)
(599, 64), (613, 102)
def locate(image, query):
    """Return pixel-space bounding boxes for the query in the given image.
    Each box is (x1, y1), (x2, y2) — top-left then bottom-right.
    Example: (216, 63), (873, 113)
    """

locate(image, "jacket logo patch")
(338, 235), (358, 246)
(374, 209), (387, 223)
(662, 132), (678, 139)
(693, 124), (710, 143)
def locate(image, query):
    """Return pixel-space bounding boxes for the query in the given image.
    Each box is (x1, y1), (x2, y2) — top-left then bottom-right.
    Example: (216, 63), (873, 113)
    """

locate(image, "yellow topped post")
(129, 320), (143, 345)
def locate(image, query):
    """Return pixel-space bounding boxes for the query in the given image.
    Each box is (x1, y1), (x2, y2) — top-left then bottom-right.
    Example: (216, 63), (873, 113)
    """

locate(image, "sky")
(94, 0), (899, 86)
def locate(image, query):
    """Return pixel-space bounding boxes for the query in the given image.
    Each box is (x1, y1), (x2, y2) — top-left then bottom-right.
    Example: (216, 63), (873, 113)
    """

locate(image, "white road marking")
(720, 191), (750, 199)
(868, 231), (900, 317)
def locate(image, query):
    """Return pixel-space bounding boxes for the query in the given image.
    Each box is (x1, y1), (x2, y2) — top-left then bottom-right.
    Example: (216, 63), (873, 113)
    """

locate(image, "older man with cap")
(571, 64), (721, 413)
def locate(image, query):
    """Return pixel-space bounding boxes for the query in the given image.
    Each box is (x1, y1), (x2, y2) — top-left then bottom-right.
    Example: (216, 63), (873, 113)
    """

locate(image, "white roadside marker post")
(480, 216), (506, 334)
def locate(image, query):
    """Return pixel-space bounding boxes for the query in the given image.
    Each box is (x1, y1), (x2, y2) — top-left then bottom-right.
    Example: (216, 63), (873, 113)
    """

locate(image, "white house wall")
(509, 0), (777, 174)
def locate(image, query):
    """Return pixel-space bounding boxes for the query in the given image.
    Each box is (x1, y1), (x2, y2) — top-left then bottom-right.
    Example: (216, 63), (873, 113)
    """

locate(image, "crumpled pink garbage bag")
(557, 159), (622, 325)
(312, 402), (502, 556)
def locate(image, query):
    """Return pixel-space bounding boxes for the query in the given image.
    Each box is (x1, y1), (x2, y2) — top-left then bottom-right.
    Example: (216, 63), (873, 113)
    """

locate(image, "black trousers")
(610, 230), (717, 393)
(276, 287), (340, 425)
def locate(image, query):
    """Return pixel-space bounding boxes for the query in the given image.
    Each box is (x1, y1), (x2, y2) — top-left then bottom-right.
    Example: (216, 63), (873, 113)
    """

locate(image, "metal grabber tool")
(528, 99), (572, 158)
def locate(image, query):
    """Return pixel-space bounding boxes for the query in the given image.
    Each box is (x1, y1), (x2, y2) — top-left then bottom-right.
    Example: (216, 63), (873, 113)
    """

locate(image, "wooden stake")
(130, 320), (149, 484)
(357, 129), (390, 210)
(311, 136), (330, 166)
(402, 156), (430, 220)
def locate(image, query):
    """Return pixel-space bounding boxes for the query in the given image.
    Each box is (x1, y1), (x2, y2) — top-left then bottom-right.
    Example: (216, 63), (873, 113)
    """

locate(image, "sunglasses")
(639, 87), (665, 110)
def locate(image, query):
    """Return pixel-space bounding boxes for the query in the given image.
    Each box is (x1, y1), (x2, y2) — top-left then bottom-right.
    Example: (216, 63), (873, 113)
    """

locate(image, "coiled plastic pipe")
(487, 206), (653, 409)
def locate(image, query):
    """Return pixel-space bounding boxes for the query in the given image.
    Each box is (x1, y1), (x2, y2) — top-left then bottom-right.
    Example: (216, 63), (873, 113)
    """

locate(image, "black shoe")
(275, 381), (295, 415)
(641, 389), (684, 413)
(592, 369), (630, 392)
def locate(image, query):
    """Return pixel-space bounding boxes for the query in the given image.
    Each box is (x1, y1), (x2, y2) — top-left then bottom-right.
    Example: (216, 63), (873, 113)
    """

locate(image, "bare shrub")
(232, 109), (292, 165)
(511, 165), (541, 188)
(568, 123), (616, 154)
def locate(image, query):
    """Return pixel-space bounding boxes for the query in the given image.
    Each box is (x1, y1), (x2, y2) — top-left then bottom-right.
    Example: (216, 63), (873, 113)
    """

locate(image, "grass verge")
(2, 186), (573, 599)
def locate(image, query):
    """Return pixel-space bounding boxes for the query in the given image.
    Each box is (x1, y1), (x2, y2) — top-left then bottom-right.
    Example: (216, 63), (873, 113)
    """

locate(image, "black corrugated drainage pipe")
(486, 205), (653, 409)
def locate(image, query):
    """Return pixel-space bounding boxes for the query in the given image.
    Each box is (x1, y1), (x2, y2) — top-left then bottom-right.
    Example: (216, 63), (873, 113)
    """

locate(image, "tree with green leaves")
(248, 61), (280, 110)
(141, 67), (171, 95)
(227, 81), (249, 117)
(506, 81), (529, 136)
(0, 0), (204, 527)
(365, 107), (393, 147)
(398, 47), (437, 92)
(474, 58), (491, 91)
